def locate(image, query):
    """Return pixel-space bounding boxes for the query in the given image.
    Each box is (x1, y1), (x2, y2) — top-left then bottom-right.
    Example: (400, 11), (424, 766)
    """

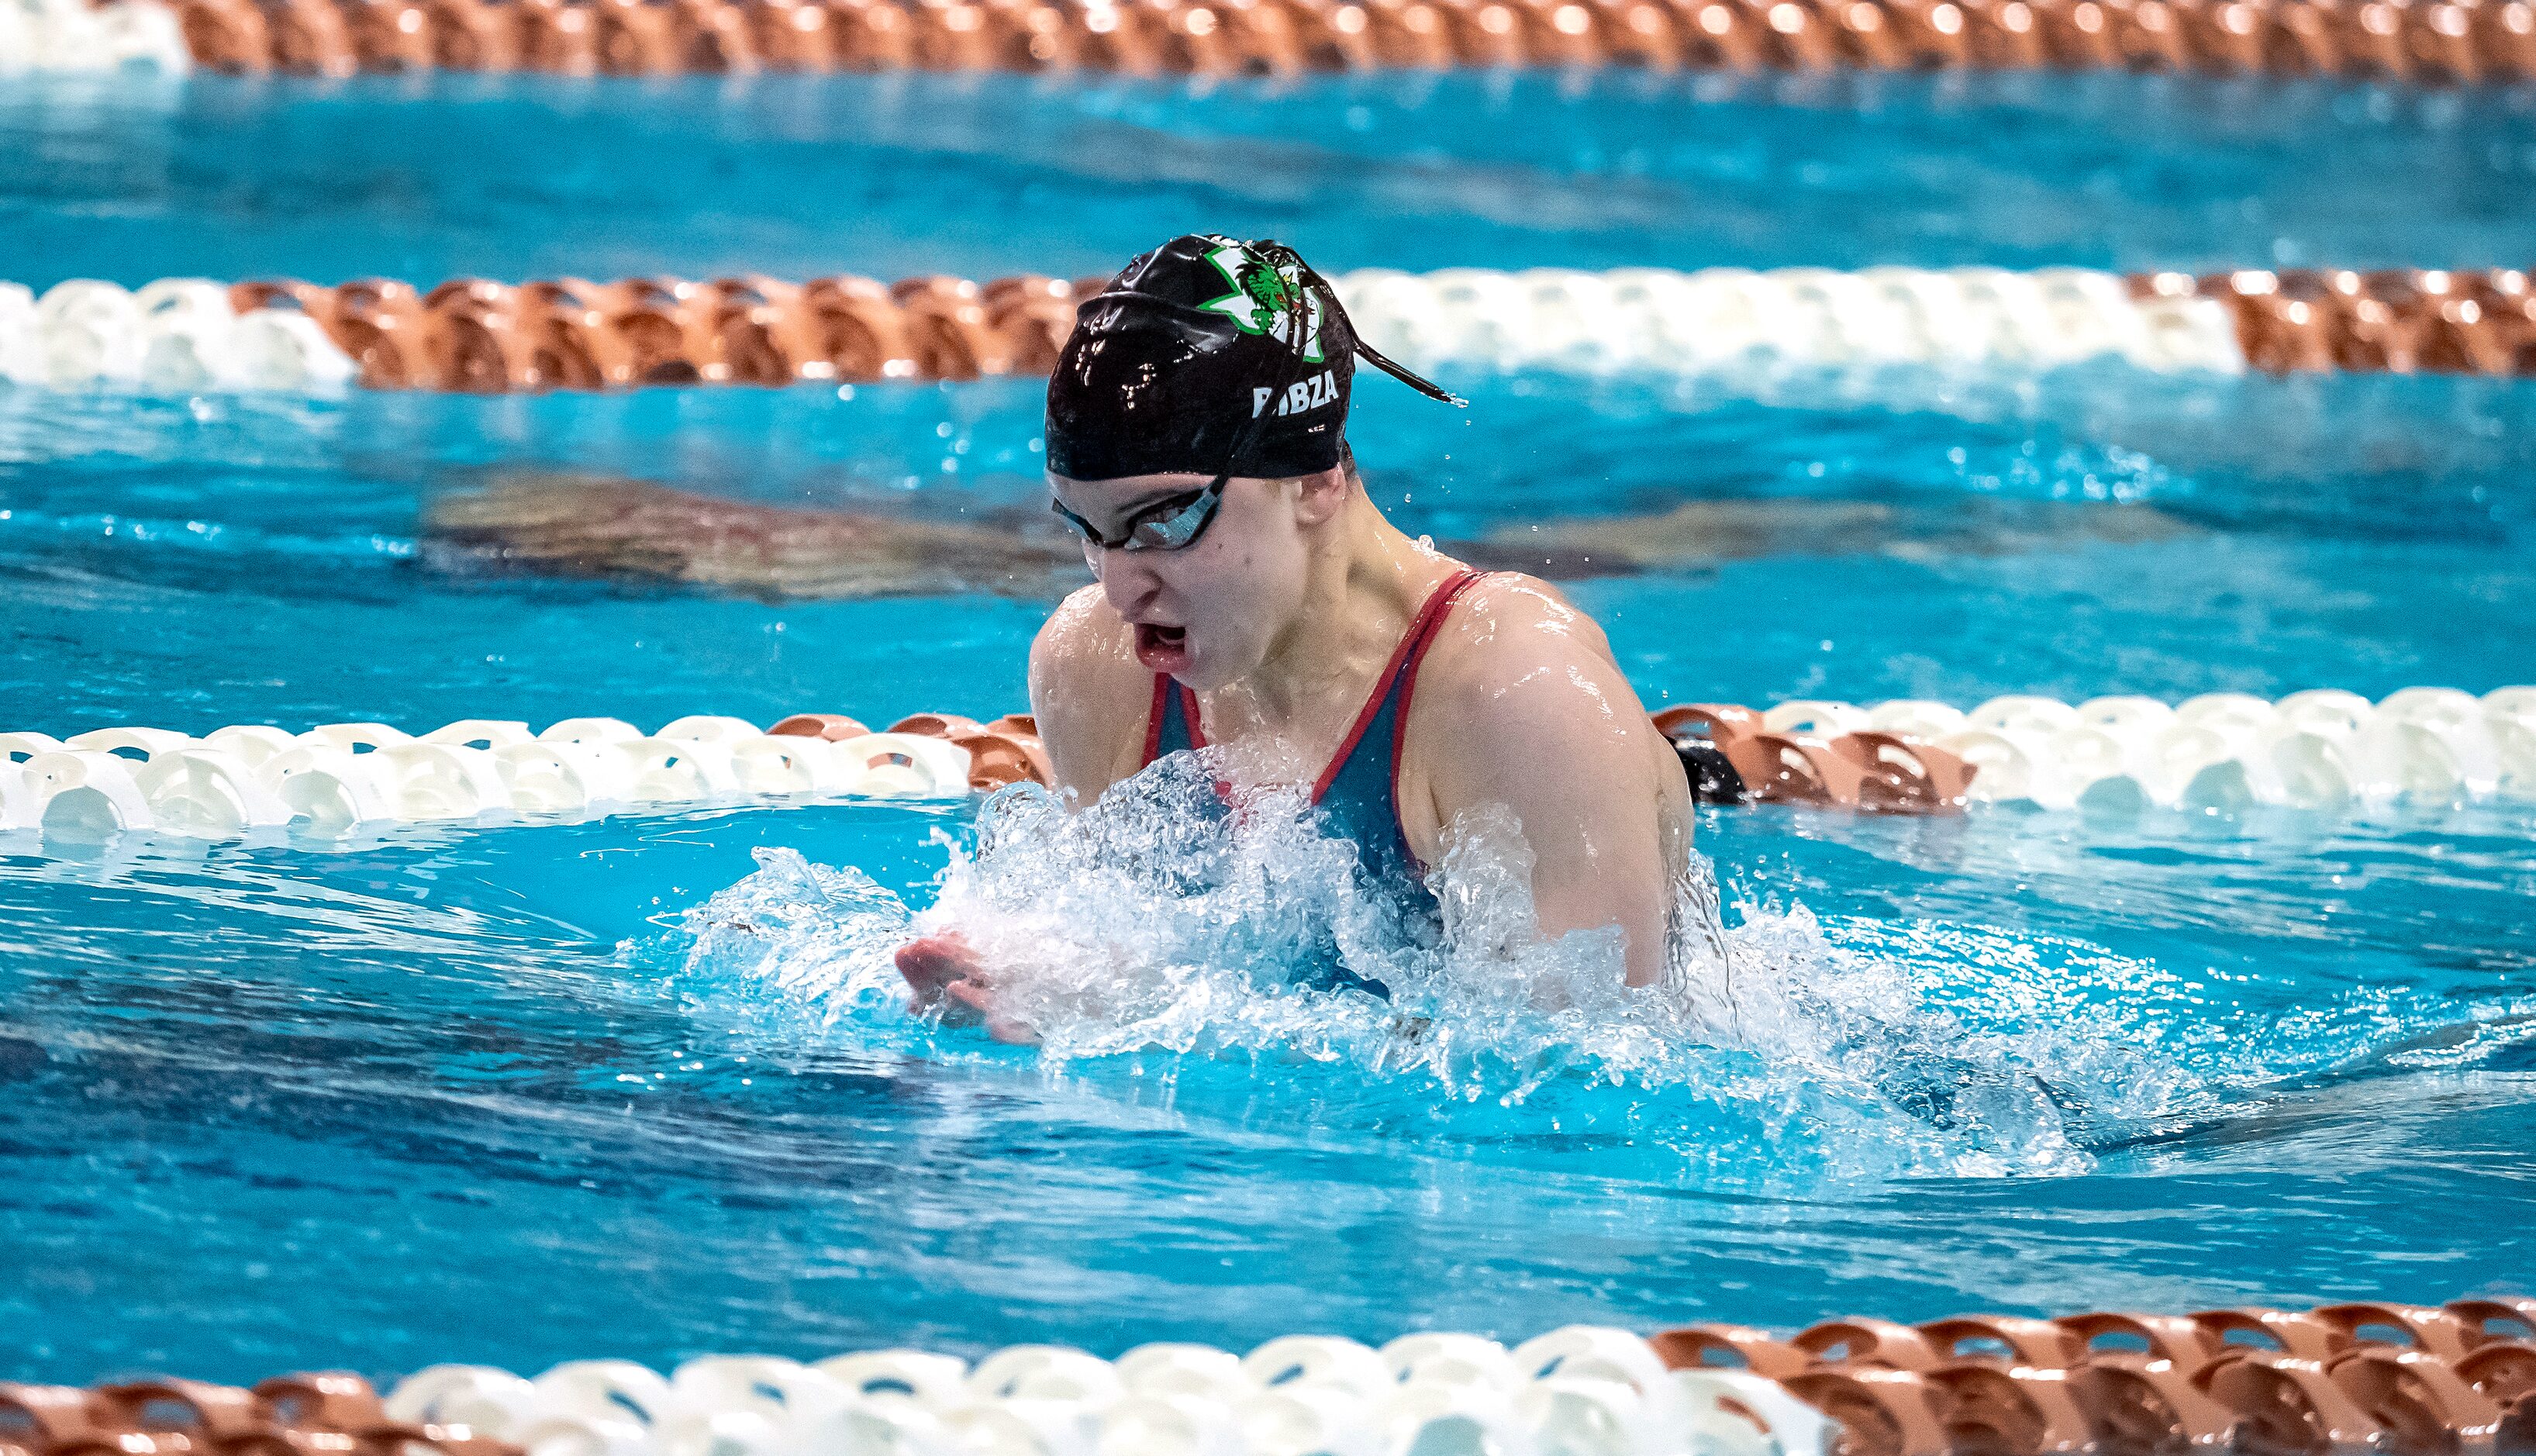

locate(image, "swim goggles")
(1048, 243), (1462, 555)
(1051, 474), (1229, 554)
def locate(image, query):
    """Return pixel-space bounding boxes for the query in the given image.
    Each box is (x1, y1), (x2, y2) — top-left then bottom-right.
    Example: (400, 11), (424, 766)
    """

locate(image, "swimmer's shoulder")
(1401, 567), (1689, 854)
(1430, 571), (1621, 683)
(1406, 568), (1647, 760)
(1028, 585), (1152, 798)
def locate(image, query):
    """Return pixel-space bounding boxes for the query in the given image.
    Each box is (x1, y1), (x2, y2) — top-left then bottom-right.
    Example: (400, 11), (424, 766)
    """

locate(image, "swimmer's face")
(1050, 467), (1337, 688)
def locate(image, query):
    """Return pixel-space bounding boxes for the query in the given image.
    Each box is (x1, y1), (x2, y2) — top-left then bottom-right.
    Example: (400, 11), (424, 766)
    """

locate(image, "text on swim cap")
(1253, 370), (1339, 419)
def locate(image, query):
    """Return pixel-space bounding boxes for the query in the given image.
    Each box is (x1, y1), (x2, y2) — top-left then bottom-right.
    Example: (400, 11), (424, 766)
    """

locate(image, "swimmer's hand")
(895, 932), (1040, 1045)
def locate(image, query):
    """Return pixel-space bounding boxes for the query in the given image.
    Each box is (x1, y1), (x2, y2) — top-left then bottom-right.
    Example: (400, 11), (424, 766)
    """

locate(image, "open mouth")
(1133, 622), (1192, 671)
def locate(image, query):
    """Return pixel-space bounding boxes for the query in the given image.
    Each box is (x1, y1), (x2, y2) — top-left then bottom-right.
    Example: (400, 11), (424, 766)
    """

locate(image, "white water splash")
(665, 754), (2205, 1185)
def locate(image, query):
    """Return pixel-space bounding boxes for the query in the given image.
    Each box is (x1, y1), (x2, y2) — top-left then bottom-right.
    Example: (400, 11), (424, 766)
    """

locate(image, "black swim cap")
(1044, 235), (1461, 485)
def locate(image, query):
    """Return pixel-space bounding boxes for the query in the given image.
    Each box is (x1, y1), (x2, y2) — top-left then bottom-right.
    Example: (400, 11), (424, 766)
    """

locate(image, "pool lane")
(5, 368), (2532, 737)
(4, 71), (2535, 290)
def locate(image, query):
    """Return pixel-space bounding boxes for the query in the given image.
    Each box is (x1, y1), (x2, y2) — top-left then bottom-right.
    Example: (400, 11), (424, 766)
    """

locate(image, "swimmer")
(897, 235), (1693, 1032)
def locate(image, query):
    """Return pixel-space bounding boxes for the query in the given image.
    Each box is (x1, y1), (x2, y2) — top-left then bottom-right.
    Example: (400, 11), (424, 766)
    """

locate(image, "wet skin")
(895, 457), (1695, 1038)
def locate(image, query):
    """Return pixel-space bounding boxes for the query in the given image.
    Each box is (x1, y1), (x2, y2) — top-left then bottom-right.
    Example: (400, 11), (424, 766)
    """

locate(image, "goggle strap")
(1284, 255), (1466, 409)
(1351, 336), (1466, 408)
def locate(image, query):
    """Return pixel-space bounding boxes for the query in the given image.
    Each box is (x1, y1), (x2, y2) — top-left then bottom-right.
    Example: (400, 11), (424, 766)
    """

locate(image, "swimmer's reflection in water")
(422, 474), (1093, 600)
(424, 473), (2192, 598)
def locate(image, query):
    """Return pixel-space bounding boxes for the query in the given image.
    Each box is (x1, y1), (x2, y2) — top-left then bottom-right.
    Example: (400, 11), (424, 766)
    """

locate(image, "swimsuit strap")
(1142, 671), (1178, 765)
(1319, 567), (1484, 802)
(1140, 568), (1488, 785)
(1381, 567), (1489, 814)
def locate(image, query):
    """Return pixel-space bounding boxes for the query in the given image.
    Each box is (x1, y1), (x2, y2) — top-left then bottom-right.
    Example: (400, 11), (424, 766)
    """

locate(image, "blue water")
(7, 71), (2536, 288)
(3, 70), (2535, 1388)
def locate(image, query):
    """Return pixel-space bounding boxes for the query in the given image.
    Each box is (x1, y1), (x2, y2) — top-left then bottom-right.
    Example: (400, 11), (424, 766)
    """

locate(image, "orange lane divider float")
(1659, 702), (1975, 813)
(2, 1296), (2529, 1456)
(1651, 1296), (2536, 1456)
(2153, 267), (2536, 376)
(165, 0), (2536, 82)
(770, 709), (1058, 789)
(0, 1372), (520, 1456)
(219, 273), (1102, 391)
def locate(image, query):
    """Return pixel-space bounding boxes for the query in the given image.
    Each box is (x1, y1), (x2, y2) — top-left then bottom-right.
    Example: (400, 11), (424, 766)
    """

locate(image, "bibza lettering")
(1252, 370), (1340, 419)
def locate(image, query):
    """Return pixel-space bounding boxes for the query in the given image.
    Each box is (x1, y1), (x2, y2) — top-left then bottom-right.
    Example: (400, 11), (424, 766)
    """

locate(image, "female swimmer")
(898, 235), (1692, 1029)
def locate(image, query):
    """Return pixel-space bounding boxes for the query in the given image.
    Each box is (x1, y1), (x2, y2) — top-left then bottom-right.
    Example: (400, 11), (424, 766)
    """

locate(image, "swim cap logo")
(1198, 243), (1326, 364)
(1240, 260), (1296, 316)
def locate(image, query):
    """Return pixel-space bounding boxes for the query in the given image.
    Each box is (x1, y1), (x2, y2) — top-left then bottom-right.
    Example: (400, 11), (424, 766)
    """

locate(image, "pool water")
(4, 68), (2536, 1386)
(10, 71), (2536, 287)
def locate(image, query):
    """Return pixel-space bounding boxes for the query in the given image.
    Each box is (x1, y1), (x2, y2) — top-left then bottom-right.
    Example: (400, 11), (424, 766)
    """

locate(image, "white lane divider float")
(0, 278), (355, 392)
(0, 713), (981, 840)
(0, 0), (190, 73)
(1330, 266), (2246, 378)
(1749, 684), (2536, 813)
(380, 1327), (1835, 1456)
(0, 266), (2241, 395)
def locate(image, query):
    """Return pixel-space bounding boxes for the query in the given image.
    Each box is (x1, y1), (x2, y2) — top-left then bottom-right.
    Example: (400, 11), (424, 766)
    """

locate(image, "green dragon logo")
(1198, 241), (1325, 363)
(1237, 259), (1296, 316)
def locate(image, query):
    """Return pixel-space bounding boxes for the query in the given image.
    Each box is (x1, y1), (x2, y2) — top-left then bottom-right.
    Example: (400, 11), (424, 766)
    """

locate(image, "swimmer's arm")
(1412, 586), (1683, 989)
(1026, 585), (1153, 804)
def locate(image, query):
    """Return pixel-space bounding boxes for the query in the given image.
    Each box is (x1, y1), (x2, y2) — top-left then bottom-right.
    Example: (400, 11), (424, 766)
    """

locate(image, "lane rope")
(1663, 685), (2536, 813)
(2, 1296), (2527, 1456)
(12, 265), (2536, 393)
(0, 710), (1048, 839)
(15, 265), (2533, 393)
(31, 0), (2536, 82)
(7, 683), (2527, 843)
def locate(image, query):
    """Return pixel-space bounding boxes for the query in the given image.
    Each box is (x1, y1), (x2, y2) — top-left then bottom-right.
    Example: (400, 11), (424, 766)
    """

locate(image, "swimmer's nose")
(1099, 553), (1164, 622)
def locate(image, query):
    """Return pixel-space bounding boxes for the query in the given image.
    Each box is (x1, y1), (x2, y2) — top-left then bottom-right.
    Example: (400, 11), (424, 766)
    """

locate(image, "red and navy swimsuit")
(1139, 568), (1487, 997)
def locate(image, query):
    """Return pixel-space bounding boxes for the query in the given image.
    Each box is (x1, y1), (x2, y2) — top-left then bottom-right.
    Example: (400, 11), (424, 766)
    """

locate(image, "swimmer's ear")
(1291, 461), (1352, 526)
